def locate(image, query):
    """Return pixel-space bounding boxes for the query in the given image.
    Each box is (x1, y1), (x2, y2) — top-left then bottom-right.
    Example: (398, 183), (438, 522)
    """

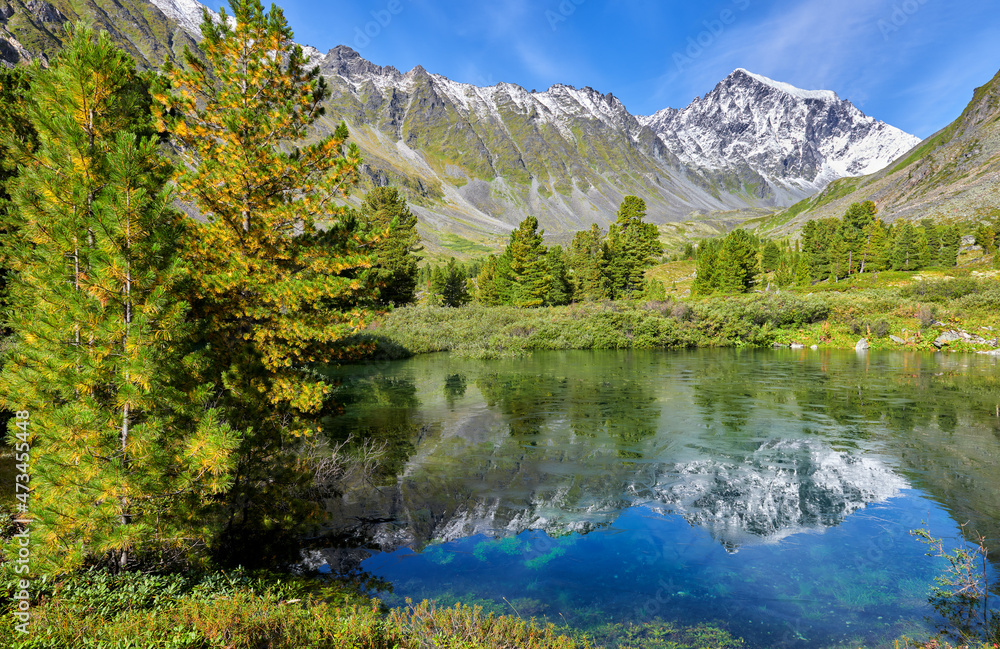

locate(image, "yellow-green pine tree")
(154, 0), (376, 562)
(0, 25), (235, 574)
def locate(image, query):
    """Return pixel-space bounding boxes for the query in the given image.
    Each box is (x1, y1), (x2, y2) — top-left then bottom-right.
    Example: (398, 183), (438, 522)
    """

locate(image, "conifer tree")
(774, 255), (795, 287)
(842, 201), (877, 274)
(359, 187), (421, 307)
(475, 255), (503, 306)
(506, 216), (551, 308)
(716, 229), (759, 293)
(915, 228), (930, 270)
(154, 0), (375, 562)
(693, 239), (720, 296)
(0, 67), (34, 303)
(432, 258), (469, 307)
(794, 255), (812, 287)
(921, 219), (941, 266)
(0, 25), (234, 573)
(892, 222), (919, 270)
(974, 222), (997, 254)
(546, 245), (572, 306)
(940, 225), (961, 268)
(606, 196), (662, 299)
(761, 240), (781, 273)
(568, 224), (610, 302)
(829, 226), (848, 280)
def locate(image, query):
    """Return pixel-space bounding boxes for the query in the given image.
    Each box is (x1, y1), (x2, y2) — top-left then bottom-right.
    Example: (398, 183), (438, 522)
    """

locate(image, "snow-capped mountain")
(8, 0), (925, 247)
(148, 0), (230, 36)
(314, 45), (741, 241)
(640, 69), (921, 203)
(311, 48), (923, 243)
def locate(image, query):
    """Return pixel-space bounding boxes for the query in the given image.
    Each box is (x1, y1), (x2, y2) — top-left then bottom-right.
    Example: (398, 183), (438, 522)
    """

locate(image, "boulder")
(772, 343), (789, 349)
(855, 338), (869, 352)
(890, 335), (905, 344)
(934, 331), (962, 349)
(977, 349), (1000, 356)
(811, 345), (819, 350)
(791, 343), (804, 350)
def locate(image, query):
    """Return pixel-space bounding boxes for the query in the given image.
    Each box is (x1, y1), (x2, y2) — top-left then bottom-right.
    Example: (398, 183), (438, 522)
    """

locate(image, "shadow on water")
(314, 349), (1000, 648)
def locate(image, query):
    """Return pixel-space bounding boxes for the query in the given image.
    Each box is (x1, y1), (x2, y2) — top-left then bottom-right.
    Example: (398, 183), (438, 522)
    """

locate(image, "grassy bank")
(363, 272), (1000, 359)
(0, 569), (591, 649)
(0, 568), (753, 649)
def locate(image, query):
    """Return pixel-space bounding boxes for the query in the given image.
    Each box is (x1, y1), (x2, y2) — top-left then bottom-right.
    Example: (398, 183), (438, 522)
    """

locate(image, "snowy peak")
(639, 68), (921, 202)
(148, 0), (231, 38)
(732, 68), (840, 102)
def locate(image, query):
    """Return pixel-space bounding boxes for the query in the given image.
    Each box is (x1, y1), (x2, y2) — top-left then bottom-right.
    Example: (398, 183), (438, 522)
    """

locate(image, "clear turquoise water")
(322, 349), (1000, 648)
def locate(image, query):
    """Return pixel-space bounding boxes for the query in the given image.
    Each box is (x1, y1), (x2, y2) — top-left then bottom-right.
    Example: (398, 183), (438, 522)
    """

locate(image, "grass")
(437, 233), (496, 256)
(0, 567), (751, 649)
(0, 569), (590, 649)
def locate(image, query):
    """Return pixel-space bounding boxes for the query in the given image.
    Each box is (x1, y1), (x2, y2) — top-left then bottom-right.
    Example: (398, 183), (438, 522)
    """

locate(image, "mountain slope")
(766, 67), (1000, 234)
(314, 46), (766, 246)
(639, 69), (921, 205)
(311, 48), (919, 250)
(0, 0), (201, 68)
(1, 0), (927, 252)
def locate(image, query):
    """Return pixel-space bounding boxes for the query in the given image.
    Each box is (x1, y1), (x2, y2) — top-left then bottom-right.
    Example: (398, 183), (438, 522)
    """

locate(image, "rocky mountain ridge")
(0, 0), (202, 69)
(312, 45), (919, 249)
(640, 69), (921, 204)
(1, 0), (930, 254)
(764, 67), (1000, 235)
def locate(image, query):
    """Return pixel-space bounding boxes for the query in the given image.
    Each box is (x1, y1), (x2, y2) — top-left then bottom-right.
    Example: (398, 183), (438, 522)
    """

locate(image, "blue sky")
(258, 0), (998, 139)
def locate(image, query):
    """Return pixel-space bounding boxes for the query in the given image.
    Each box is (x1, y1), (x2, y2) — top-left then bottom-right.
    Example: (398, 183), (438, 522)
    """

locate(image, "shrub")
(904, 278), (982, 303)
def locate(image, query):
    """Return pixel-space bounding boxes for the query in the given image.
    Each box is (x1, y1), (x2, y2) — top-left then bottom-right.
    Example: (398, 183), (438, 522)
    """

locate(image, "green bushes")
(368, 294), (834, 357)
(364, 279), (1000, 358)
(903, 277), (984, 303)
(954, 285), (1000, 311)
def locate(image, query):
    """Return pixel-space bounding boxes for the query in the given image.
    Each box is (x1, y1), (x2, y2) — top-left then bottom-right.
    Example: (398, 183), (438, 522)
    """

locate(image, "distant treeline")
(419, 196), (667, 307)
(694, 201), (976, 296)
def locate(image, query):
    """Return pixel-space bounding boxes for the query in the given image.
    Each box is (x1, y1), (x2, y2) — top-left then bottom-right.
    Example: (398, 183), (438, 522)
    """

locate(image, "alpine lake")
(318, 349), (1000, 649)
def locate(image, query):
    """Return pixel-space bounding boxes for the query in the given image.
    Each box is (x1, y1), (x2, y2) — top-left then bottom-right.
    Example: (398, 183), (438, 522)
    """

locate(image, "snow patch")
(149, 0), (232, 37)
(735, 68), (839, 102)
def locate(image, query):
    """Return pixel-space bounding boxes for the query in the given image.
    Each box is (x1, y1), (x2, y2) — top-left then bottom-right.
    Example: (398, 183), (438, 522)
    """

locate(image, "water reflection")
(318, 350), (1000, 648)
(634, 439), (907, 550)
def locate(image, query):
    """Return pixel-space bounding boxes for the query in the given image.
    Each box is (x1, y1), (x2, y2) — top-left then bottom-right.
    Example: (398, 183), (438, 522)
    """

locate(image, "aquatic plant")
(911, 524), (1000, 645)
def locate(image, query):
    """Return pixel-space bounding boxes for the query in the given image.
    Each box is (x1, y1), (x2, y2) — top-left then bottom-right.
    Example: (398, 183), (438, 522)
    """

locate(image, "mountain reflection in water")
(318, 349), (1000, 648)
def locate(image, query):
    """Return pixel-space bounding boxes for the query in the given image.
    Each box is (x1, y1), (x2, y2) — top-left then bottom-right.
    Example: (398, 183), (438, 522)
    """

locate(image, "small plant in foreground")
(911, 523), (1000, 646)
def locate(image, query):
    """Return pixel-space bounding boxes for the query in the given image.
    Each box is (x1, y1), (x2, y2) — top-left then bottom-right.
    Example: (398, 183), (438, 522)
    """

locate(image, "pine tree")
(359, 187), (421, 307)
(154, 0), (375, 563)
(829, 226), (848, 280)
(0, 67), (34, 317)
(716, 229), (759, 293)
(842, 201), (877, 274)
(939, 225), (961, 268)
(506, 216), (551, 308)
(974, 222), (997, 253)
(693, 239), (720, 296)
(568, 224), (610, 302)
(921, 218), (941, 266)
(794, 255), (812, 287)
(892, 222), (918, 270)
(475, 255), (505, 305)
(0, 25), (234, 573)
(915, 228), (930, 270)
(434, 258), (469, 307)
(606, 196), (662, 299)
(761, 240), (781, 273)
(774, 254), (795, 287)
(546, 245), (572, 306)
